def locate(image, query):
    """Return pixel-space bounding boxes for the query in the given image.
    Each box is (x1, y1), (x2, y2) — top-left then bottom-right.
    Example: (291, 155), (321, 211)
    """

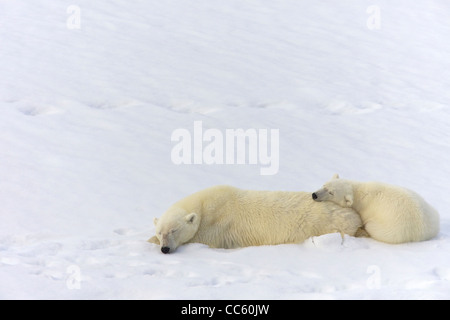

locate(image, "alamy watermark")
(67, 5), (81, 30)
(366, 265), (381, 289)
(66, 264), (81, 289)
(171, 121), (280, 175)
(366, 5), (381, 30)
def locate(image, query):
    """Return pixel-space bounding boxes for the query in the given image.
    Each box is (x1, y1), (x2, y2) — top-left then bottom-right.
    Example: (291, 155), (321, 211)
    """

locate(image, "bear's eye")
(328, 191), (334, 196)
(171, 229), (178, 234)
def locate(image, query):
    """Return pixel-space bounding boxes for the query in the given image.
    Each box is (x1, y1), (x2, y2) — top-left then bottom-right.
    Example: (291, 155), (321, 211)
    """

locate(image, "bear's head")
(149, 207), (200, 254)
(312, 174), (354, 208)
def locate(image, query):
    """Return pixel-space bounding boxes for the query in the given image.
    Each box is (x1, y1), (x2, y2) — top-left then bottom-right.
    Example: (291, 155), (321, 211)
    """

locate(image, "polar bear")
(312, 174), (440, 244)
(148, 185), (365, 253)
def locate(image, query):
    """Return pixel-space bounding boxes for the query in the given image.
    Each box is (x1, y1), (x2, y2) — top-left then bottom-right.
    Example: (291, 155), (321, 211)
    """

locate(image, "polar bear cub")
(312, 174), (440, 244)
(148, 185), (364, 253)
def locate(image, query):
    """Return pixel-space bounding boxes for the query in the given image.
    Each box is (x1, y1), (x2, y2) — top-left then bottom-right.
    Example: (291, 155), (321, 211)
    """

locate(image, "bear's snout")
(312, 193), (318, 200)
(161, 246), (170, 254)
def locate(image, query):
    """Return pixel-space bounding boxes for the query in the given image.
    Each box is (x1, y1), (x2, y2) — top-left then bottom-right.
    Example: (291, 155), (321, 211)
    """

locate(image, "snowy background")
(1, 0), (450, 299)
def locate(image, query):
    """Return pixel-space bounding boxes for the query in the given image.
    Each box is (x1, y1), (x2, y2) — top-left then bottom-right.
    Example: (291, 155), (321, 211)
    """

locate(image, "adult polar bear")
(312, 174), (440, 244)
(148, 185), (364, 253)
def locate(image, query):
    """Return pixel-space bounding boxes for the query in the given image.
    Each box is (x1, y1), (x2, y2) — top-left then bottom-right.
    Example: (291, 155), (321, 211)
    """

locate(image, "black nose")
(312, 193), (318, 200)
(161, 246), (170, 254)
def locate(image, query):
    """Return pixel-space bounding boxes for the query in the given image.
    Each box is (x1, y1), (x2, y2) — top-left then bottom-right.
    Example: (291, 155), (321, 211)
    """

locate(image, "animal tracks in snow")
(10, 100), (64, 117)
(325, 100), (446, 115)
(5, 97), (444, 119)
(326, 100), (383, 115)
(7, 99), (144, 117)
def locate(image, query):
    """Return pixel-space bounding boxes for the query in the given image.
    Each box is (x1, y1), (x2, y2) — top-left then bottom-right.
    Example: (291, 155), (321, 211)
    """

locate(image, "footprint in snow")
(88, 99), (143, 110)
(19, 106), (62, 116)
(326, 100), (382, 115)
(80, 239), (117, 250)
(113, 228), (133, 236)
(10, 100), (63, 116)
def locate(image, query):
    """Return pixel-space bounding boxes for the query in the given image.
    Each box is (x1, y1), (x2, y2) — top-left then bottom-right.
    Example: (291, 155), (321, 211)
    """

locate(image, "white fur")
(313, 174), (440, 244)
(148, 185), (364, 253)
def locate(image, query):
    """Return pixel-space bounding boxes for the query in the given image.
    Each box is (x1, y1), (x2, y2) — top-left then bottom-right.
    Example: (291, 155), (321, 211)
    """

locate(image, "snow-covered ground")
(1, 0), (450, 299)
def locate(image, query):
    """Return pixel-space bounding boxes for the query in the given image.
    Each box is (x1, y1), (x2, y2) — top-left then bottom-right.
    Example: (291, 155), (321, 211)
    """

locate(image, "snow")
(1, 0), (450, 299)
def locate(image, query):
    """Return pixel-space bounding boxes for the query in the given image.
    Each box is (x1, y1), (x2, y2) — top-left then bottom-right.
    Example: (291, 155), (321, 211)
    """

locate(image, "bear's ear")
(147, 236), (160, 244)
(153, 217), (159, 226)
(186, 212), (198, 224)
(332, 173), (340, 180)
(344, 194), (353, 206)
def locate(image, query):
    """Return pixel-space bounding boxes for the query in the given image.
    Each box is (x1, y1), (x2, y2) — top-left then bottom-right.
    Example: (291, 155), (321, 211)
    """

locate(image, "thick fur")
(148, 185), (364, 253)
(312, 174), (440, 244)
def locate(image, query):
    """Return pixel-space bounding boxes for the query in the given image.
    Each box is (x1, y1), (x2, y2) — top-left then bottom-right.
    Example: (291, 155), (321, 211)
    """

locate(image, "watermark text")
(171, 121), (279, 175)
